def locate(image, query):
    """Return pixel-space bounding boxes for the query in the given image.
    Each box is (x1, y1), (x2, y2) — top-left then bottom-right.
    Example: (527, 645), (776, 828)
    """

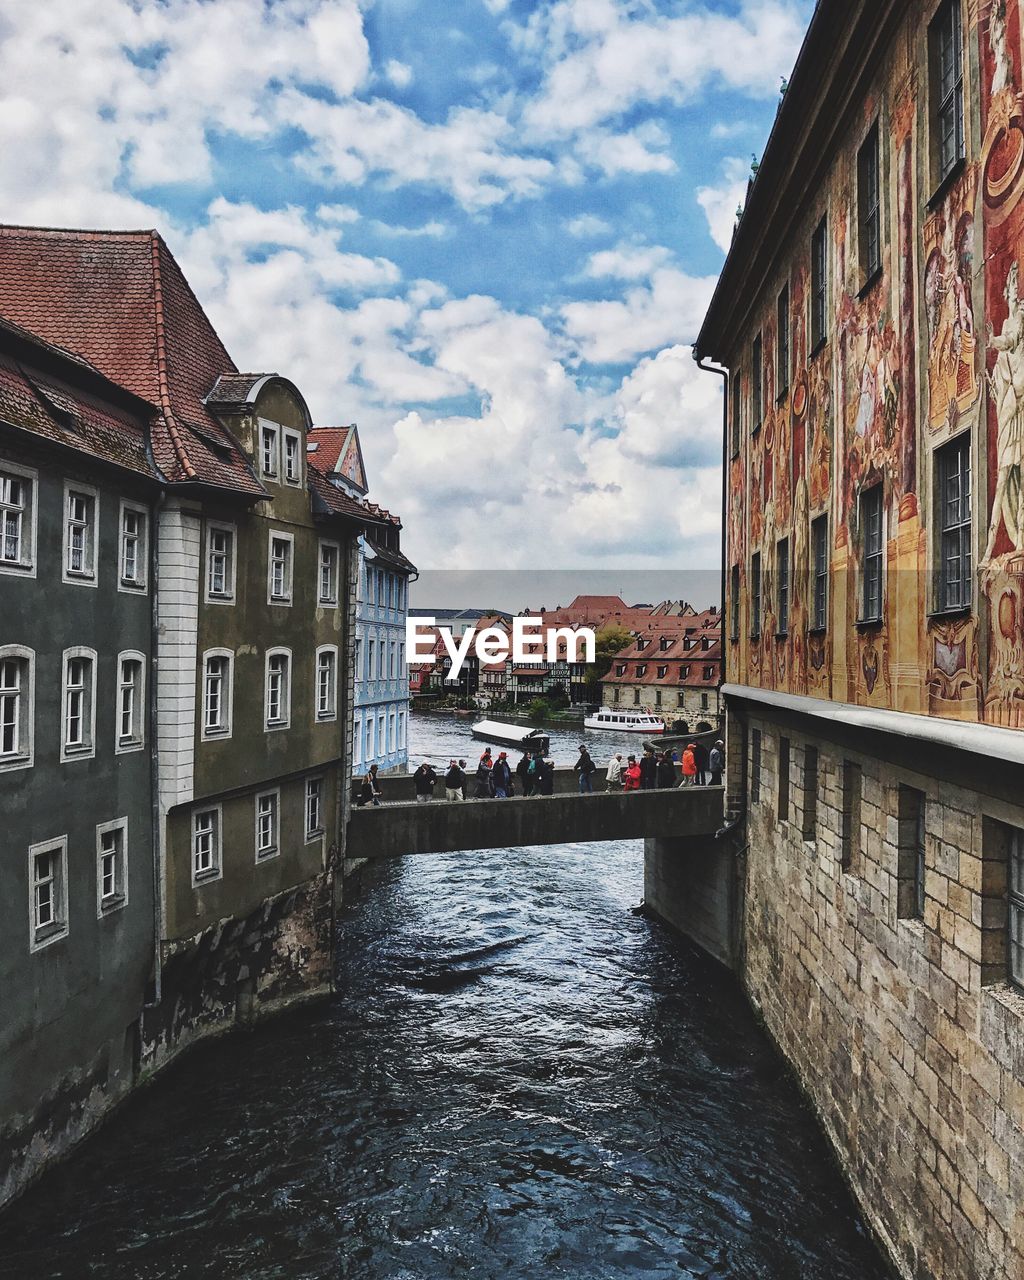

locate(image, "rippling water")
(0, 717), (888, 1279)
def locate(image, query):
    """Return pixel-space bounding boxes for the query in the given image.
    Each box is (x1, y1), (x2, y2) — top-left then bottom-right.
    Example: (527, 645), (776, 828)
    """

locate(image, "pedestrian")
(444, 758), (466, 802)
(490, 751), (513, 798)
(709, 740), (725, 787)
(413, 761), (437, 802)
(605, 752), (623, 791)
(539, 757), (555, 796)
(623, 755), (642, 791)
(680, 743), (698, 787)
(574, 744), (597, 793)
(639, 747), (657, 790)
(692, 739), (710, 786)
(475, 749), (492, 798)
(356, 762), (382, 807)
(525, 751), (542, 796)
(516, 751), (532, 795)
(656, 751), (677, 789)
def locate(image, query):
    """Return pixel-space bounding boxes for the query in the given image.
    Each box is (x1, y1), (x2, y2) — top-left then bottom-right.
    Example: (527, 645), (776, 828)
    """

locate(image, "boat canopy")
(471, 719), (550, 748)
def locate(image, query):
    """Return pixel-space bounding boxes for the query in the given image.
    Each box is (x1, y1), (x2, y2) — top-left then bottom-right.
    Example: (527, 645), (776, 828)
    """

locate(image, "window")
(751, 333), (763, 430)
(119, 502), (147, 589)
(355, 637), (363, 683)
(261, 423), (279, 477)
(751, 728), (762, 802)
(365, 716), (374, 761)
(657, 665), (668, 678)
(1010, 828), (1024, 991)
(116, 653), (145, 752)
(255, 791), (280, 861)
(777, 286), (789, 396)
(776, 538), (790, 635)
(860, 486), (884, 622)
(316, 647), (338, 721)
(700, 691), (709, 710)
(29, 838), (68, 950)
(751, 552), (762, 639)
(731, 372), (741, 457)
(96, 818), (128, 915)
(379, 639), (386, 681)
(802, 746), (818, 841)
(676, 691), (685, 707)
(61, 649), (96, 761)
(0, 463), (36, 575)
(634, 689), (641, 705)
(0, 647), (33, 770)
(306, 777), (324, 840)
(930, 0), (964, 187)
(319, 541), (339, 605)
(268, 532), (293, 604)
(63, 484), (98, 584)
(636, 664), (647, 677)
(778, 736), (790, 821)
(206, 523), (236, 603)
(840, 760), (862, 872)
(936, 434), (971, 612)
(202, 650), (233, 739)
(897, 786), (926, 920)
(368, 637), (376, 681)
(655, 690), (662, 707)
(265, 650), (291, 729)
(729, 565), (741, 641)
(390, 640), (397, 678)
(614, 688), (621, 703)
(858, 124), (881, 283)
(811, 216), (828, 351)
(192, 808), (221, 883)
(812, 515), (829, 630)
(283, 430), (302, 484)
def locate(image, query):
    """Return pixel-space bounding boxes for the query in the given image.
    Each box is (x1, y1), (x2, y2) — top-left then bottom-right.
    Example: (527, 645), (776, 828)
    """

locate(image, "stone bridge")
(346, 767), (724, 858)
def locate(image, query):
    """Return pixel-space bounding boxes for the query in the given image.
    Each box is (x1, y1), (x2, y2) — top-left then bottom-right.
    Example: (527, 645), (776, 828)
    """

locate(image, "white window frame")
(201, 648), (234, 741)
(191, 804), (223, 886)
(0, 644), (35, 773)
(204, 520), (237, 605)
(305, 776), (324, 843)
(315, 645), (338, 722)
(118, 500), (148, 592)
(365, 715), (374, 761)
(318, 539), (340, 605)
(265, 647), (292, 731)
(96, 816), (129, 917)
(29, 835), (69, 952)
(254, 788), (281, 862)
(282, 428), (303, 486)
(354, 636), (363, 683)
(260, 422), (280, 479)
(368, 632), (377, 681)
(62, 481), (99, 587)
(267, 529), (294, 606)
(353, 710), (363, 767)
(60, 646), (97, 763)
(0, 459), (38, 578)
(115, 650), (146, 754)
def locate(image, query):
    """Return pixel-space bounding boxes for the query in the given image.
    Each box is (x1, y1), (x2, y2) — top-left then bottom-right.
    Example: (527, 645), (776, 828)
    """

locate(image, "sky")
(0, 0), (812, 572)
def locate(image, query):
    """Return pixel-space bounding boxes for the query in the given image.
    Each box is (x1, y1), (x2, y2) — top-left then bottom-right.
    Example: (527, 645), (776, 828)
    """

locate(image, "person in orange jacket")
(622, 755), (642, 791)
(680, 743), (698, 787)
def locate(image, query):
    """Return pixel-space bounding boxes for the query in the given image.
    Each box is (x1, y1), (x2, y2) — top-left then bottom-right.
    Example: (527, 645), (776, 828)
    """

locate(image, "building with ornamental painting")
(693, 4), (1024, 1276)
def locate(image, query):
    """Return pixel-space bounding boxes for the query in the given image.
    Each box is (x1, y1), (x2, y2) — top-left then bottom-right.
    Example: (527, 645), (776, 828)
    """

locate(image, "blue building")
(306, 427), (415, 775)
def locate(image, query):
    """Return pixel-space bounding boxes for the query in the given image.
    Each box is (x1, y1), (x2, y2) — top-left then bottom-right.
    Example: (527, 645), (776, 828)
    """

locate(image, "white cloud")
(697, 157), (750, 253)
(384, 59), (414, 89)
(566, 214), (612, 238)
(573, 122), (675, 177)
(518, 0), (805, 137)
(585, 243), (672, 280)
(371, 219), (449, 238)
(562, 267), (717, 364)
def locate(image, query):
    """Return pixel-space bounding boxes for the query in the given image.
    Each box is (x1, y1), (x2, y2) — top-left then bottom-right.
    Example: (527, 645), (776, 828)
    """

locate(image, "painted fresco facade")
(697, 5), (1024, 1278)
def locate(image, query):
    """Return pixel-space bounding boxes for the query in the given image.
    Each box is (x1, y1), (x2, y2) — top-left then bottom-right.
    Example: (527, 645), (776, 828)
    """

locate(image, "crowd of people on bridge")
(356, 738), (724, 806)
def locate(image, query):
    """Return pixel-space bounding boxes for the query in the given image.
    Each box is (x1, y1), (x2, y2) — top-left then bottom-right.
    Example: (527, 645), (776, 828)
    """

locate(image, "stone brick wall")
(737, 705), (1024, 1280)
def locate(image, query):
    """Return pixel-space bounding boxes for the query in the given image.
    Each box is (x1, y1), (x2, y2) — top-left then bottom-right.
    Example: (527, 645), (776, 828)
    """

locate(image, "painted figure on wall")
(984, 259), (1024, 562)
(925, 211), (978, 431)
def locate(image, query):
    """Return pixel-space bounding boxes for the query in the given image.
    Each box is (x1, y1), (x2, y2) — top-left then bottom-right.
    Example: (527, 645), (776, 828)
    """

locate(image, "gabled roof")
(0, 225), (263, 495)
(308, 424), (367, 494)
(307, 459), (376, 523)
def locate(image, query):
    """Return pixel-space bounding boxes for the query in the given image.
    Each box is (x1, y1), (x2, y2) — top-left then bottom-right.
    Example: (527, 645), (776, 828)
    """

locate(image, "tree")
(583, 624), (635, 697)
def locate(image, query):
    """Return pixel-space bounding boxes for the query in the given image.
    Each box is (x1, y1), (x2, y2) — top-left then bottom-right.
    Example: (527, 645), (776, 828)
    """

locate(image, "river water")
(0, 714), (889, 1279)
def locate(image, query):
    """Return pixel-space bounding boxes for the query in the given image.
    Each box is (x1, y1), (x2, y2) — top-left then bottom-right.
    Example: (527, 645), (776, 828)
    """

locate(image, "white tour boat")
(584, 709), (666, 733)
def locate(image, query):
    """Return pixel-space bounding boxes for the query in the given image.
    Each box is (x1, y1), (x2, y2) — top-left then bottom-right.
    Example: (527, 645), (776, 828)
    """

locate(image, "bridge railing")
(351, 766), (720, 804)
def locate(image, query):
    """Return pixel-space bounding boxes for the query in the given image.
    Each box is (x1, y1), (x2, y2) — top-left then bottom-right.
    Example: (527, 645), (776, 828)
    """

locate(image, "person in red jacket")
(680, 744), (698, 787)
(622, 755), (642, 791)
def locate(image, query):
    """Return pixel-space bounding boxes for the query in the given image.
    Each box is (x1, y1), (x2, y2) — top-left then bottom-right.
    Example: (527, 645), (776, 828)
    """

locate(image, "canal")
(0, 715), (889, 1279)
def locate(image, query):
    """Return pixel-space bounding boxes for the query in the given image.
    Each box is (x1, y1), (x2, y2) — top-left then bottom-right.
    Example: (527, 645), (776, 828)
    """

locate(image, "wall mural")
(732, 1), (1024, 727)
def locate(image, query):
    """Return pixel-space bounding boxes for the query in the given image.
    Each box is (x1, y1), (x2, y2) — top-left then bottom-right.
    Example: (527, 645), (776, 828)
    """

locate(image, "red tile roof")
(306, 425), (354, 473)
(0, 225), (262, 495)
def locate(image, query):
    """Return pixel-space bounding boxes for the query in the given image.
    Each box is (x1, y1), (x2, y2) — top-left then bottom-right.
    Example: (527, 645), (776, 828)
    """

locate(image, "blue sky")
(0, 0), (812, 569)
